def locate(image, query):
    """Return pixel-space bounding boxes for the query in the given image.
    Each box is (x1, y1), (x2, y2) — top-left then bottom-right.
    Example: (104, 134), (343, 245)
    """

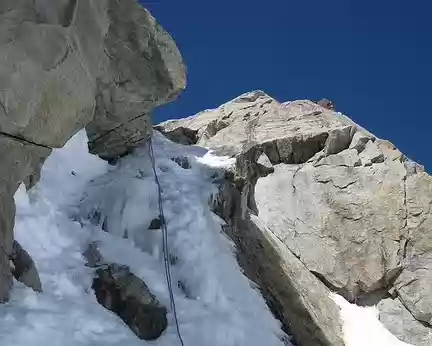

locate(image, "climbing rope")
(147, 136), (185, 346)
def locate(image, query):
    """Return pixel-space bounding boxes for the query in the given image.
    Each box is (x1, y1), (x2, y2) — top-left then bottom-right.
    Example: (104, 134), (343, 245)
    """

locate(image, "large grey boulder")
(1, 0), (186, 157)
(92, 263), (167, 340)
(0, 0), (185, 302)
(81, 0), (186, 160)
(157, 91), (432, 344)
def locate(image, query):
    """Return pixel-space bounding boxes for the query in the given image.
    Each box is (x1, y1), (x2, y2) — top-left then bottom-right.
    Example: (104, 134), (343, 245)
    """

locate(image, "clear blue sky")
(141, 0), (431, 171)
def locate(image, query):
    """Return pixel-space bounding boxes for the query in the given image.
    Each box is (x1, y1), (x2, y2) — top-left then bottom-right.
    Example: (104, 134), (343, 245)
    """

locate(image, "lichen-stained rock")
(92, 263), (167, 340)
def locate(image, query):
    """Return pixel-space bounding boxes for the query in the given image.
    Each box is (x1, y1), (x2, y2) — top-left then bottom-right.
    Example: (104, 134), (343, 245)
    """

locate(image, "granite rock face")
(157, 91), (432, 345)
(0, 0), (185, 302)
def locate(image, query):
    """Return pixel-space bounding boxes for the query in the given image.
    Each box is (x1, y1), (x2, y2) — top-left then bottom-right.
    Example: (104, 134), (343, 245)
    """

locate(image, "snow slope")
(331, 294), (414, 346)
(0, 131), (290, 346)
(0, 129), (413, 346)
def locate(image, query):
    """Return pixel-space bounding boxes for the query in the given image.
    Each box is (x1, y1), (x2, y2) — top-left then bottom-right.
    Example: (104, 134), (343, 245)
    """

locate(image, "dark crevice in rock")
(261, 133), (328, 167)
(0, 98), (7, 116)
(399, 171), (410, 263)
(312, 266), (403, 306)
(0, 131), (51, 150)
(402, 237), (410, 259)
(402, 173), (408, 231)
(352, 265), (403, 303)
(291, 166), (303, 195)
(262, 140), (281, 165)
(309, 270), (347, 296)
(62, 0), (77, 27)
(154, 126), (198, 145)
(301, 111), (323, 118)
(89, 112), (148, 143)
(315, 178), (356, 190)
(396, 277), (419, 292)
(356, 288), (392, 307)
(282, 133), (329, 165)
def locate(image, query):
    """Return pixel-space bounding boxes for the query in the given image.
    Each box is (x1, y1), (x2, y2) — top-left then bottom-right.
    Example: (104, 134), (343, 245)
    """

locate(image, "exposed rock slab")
(315, 149), (361, 167)
(159, 90), (432, 344)
(378, 297), (432, 345)
(92, 263), (167, 340)
(395, 171), (432, 326)
(211, 165), (344, 346)
(256, 160), (406, 301)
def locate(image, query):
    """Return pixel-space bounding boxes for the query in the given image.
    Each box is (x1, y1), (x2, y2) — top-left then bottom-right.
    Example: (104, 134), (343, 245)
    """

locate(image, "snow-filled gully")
(0, 131), (288, 346)
(0, 130), (412, 346)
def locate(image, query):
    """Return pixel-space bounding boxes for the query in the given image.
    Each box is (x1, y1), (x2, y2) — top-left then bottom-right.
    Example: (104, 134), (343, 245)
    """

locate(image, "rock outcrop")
(157, 90), (431, 345)
(92, 263), (167, 340)
(10, 240), (43, 293)
(0, 0), (185, 302)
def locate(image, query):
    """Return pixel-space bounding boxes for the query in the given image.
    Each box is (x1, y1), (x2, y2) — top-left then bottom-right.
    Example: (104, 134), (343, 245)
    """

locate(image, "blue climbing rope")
(147, 136), (185, 346)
